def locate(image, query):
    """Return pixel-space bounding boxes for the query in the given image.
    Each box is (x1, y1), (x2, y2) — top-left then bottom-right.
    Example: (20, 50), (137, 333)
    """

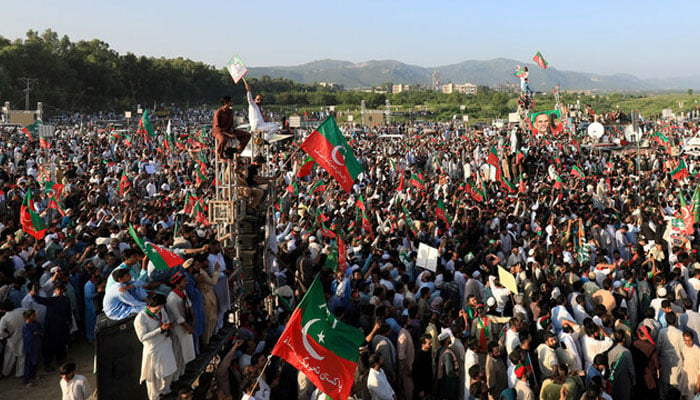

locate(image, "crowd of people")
(1, 88), (700, 400)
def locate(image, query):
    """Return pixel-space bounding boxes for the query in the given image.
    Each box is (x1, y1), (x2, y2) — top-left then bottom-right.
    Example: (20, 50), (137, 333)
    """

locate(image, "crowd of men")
(1, 91), (700, 400)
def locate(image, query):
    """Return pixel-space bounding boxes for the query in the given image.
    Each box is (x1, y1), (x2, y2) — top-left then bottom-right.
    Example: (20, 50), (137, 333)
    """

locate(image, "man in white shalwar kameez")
(657, 313), (685, 396)
(244, 80), (280, 141)
(679, 331), (700, 400)
(134, 294), (178, 400)
(165, 271), (196, 379)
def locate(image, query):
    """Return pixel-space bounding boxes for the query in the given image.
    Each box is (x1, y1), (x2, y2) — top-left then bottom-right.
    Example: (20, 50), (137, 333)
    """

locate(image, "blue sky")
(2, 0), (697, 78)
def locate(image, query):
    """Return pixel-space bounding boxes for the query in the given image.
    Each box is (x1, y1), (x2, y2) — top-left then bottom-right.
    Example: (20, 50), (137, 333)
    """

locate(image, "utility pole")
(18, 78), (38, 110)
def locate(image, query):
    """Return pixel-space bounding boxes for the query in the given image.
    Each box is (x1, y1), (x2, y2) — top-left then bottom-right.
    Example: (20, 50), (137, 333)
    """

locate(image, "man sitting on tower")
(212, 96), (251, 160)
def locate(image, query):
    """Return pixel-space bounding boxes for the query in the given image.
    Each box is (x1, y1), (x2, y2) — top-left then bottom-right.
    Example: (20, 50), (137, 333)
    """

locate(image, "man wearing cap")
(632, 325), (660, 400)
(134, 293), (178, 400)
(436, 331), (459, 400)
(513, 363), (535, 400)
(165, 271), (195, 379)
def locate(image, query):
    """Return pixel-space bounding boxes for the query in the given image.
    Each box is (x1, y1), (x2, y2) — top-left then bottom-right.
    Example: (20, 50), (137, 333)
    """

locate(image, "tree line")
(1, 30), (660, 120)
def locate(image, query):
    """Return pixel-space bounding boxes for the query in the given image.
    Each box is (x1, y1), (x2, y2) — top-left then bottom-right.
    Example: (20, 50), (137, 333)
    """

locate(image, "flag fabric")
(514, 66), (526, 78)
(571, 165), (585, 179)
(435, 199), (451, 227)
(271, 276), (364, 400)
(194, 201), (210, 226)
(182, 192), (197, 215)
(226, 55), (248, 84)
(310, 179), (327, 194)
(300, 117), (363, 193)
(297, 156), (316, 178)
(21, 127), (32, 140)
(651, 132), (669, 147)
(518, 173), (526, 194)
(20, 188), (47, 240)
(532, 51), (549, 69)
(692, 186), (700, 223)
(515, 150), (525, 165)
(39, 137), (50, 149)
(128, 225), (184, 271)
(409, 174), (425, 190)
(138, 109), (155, 140)
(337, 233), (347, 274)
(44, 181), (65, 201)
(119, 170), (131, 197)
(287, 181), (299, 195)
(398, 170), (405, 192)
(24, 120), (42, 141)
(671, 159), (689, 180)
(465, 180), (483, 202)
(553, 175), (563, 190)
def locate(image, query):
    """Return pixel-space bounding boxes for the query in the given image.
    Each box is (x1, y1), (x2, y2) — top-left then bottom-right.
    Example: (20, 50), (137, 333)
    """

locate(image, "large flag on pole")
(138, 109), (155, 141)
(226, 55), (248, 84)
(532, 51), (549, 69)
(271, 276), (364, 400)
(20, 188), (47, 240)
(300, 117), (363, 193)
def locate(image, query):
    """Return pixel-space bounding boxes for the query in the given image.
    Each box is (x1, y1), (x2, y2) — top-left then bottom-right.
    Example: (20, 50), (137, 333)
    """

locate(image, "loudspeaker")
(95, 314), (148, 400)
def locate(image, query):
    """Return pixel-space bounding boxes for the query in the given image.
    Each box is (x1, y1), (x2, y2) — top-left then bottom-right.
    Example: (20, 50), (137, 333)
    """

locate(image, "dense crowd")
(1, 97), (700, 400)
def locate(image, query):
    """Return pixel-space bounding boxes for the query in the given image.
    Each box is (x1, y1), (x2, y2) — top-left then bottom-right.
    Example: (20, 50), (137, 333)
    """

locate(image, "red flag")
(39, 138), (50, 149)
(300, 117), (363, 193)
(119, 170), (131, 197)
(271, 277), (364, 400)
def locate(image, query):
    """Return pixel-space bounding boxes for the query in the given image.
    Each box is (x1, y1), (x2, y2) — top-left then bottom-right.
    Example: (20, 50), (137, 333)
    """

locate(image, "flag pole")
(248, 355), (273, 396)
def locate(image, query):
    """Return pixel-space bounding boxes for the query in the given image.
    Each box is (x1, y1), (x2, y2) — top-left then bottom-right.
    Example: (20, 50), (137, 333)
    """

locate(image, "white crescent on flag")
(331, 145), (346, 166)
(301, 318), (325, 360)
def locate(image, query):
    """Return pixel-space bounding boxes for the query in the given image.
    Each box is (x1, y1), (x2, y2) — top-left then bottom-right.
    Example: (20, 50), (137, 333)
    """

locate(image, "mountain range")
(247, 58), (700, 91)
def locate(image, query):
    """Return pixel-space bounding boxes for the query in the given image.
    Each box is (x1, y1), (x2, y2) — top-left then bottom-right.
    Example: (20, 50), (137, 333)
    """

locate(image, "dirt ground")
(0, 339), (97, 399)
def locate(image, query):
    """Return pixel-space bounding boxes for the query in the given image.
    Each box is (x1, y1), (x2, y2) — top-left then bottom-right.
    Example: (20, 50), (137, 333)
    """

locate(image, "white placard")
(416, 242), (438, 272)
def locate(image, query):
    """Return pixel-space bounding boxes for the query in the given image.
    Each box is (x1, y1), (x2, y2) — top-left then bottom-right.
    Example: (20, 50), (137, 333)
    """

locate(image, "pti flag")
(300, 117), (363, 193)
(271, 276), (364, 400)
(532, 51), (549, 69)
(226, 55), (248, 84)
(20, 188), (47, 240)
(138, 109), (155, 140)
(129, 224), (184, 270)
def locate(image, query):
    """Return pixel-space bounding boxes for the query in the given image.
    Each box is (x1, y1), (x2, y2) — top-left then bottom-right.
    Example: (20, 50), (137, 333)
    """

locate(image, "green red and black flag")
(571, 165), (585, 179)
(20, 188), (47, 240)
(271, 276), (364, 400)
(300, 117), (362, 193)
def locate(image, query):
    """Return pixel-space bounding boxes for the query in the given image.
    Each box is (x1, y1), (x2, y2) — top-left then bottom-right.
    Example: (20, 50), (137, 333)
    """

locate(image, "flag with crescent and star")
(300, 117), (363, 193)
(271, 276), (364, 400)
